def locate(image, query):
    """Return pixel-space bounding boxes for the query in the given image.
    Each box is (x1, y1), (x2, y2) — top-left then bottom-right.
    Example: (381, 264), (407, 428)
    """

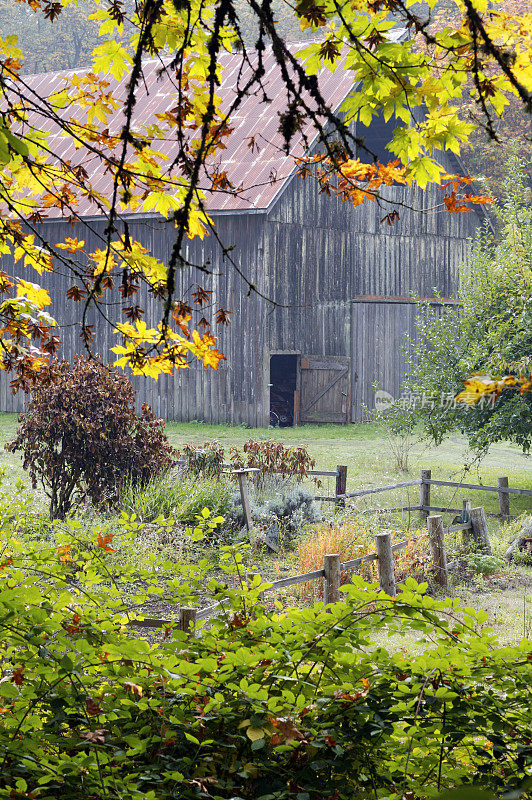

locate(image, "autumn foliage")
(0, 0), (529, 386)
(6, 355), (176, 519)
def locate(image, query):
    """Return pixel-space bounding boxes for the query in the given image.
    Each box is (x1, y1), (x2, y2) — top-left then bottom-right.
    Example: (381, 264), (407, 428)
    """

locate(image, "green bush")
(462, 552), (508, 576)
(2, 515), (532, 800)
(120, 471), (231, 524)
(228, 483), (321, 534)
(180, 440), (225, 478)
(6, 356), (176, 519)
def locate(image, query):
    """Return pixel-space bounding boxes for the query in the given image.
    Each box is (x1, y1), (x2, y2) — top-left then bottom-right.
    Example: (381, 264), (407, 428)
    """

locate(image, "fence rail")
(424, 479), (532, 496)
(177, 458), (530, 518)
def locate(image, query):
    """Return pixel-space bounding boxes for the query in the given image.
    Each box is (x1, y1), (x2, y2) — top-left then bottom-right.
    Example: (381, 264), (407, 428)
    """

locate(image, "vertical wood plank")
(469, 506), (492, 554)
(420, 469), (431, 517)
(498, 477), (510, 520)
(324, 553), (341, 604)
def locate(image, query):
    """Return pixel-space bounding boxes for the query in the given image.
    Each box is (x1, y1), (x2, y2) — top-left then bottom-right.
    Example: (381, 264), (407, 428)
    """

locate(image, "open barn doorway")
(269, 354), (298, 427)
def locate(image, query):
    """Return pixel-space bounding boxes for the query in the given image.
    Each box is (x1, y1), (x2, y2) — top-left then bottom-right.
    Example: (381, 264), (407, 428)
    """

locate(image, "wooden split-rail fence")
(317, 467), (531, 520)
(178, 460), (530, 522)
(128, 504), (490, 636)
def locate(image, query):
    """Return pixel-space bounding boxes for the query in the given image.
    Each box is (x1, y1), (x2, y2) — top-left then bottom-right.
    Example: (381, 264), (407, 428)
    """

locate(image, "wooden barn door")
(299, 356), (350, 424)
(350, 300), (420, 420)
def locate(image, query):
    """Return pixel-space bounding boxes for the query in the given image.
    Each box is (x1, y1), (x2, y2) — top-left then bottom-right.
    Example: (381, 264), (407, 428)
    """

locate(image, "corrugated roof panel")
(12, 38), (405, 218)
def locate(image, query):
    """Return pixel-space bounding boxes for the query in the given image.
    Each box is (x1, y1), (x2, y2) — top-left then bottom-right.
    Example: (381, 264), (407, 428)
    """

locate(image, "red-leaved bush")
(6, 356), (176, 519)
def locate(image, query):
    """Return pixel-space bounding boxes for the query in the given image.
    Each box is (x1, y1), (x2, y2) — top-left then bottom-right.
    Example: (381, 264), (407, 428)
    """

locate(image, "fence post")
(498, 477), (510, 520)
(427, 515), (448, 590)
(335, 465), (347, 508)
(420, 469), (431, 517)
(237, 471), (253, 531)
(374, 532), (396, 596)
(230, 468), (260, 532)
(180, 607), (197, 637)
(462, 499), (474, 550)
(324, 554), (341, 604)
(469, 506), (492, 554)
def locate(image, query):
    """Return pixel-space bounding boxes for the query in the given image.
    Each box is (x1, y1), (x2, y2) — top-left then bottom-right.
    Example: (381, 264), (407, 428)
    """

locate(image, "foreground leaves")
(0, 0), (530, 381)
(1, 512), (532, 799)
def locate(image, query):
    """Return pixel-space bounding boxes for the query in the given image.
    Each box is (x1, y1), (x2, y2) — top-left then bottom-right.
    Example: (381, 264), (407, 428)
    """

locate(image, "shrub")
(366, 395), (418, 472)
(6, 356), (176, 519)
(180, 440), (225, 478)
(227, 484), (320, 537)
(462, 552), (508, 576)
(229, 438), (318, 485)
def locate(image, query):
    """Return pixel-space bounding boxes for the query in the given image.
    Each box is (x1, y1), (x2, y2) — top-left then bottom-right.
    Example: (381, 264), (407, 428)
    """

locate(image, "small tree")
(6, 356), (176, 519)
(403, 153), (532, 454)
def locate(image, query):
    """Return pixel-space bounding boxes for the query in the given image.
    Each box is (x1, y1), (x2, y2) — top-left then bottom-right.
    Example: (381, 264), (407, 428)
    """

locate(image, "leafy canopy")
(0, 0), (530, 383)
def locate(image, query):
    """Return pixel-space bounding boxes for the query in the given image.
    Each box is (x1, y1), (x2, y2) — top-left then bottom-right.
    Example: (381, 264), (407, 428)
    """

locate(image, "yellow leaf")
(246, 726), (266, 742)
(16, 279), (51, 309)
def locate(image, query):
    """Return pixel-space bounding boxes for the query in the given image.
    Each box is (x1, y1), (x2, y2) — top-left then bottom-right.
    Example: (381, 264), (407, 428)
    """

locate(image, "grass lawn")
(1, 410), (530, 521)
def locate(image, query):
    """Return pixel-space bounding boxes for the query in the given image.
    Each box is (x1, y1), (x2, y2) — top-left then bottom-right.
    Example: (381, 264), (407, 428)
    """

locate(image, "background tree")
(0, 0), (102, 72)
(424, 0), (532, 199)
(403, 152), (532, 454)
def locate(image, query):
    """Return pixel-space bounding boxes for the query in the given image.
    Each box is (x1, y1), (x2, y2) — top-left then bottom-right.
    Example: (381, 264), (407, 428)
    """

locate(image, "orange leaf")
(86, 697), (102, 716)
(97, 531), (114, 552)
(11, 667), (24, 686)
(58, 544), (72, 563)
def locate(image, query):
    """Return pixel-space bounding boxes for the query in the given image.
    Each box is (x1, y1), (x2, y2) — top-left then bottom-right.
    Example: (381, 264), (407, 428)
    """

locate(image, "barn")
(0, 39), (486, 426)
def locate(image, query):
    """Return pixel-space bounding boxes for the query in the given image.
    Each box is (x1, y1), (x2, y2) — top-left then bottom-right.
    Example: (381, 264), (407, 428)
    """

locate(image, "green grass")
(1, 413), (530, 518)
(119, 472), (232, 524)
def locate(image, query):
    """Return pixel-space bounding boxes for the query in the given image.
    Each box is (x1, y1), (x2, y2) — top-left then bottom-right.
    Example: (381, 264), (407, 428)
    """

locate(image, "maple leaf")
(56, 237), (85, 254)
(43, 1), (62, 22)
(381, 210), (400, 225)
(97, 531), (114, 552)
(295, 0), (326, 27)
(16, 279), (51, 310)
(319, 40), (340, 62)
(57, 544), (72, 563)
(192, 286), (212, 307)
(174, 312), (192, 338)
(66, 285), (87, 302)
(215, 308), (232, 326)
(365, 30), (386, 50)
(247, 136), (261, 154)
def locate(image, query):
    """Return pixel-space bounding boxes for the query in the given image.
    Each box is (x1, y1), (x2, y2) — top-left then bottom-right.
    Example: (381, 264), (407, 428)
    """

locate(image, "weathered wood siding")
(0, 213), (270, 427)
(263, 150), (483, 420)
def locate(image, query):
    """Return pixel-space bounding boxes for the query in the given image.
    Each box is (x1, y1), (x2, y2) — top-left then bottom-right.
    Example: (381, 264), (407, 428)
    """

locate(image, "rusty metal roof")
(15, 38), (403, 218)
